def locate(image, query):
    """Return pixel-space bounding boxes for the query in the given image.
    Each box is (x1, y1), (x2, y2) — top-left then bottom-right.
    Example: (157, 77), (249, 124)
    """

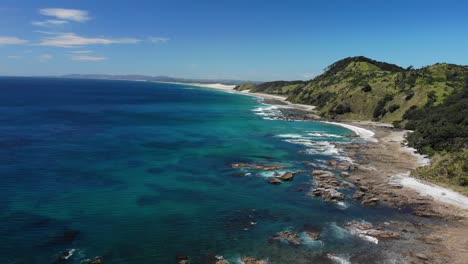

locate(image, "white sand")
(325, 122), (377, 142)
(394, 172), (468, 210)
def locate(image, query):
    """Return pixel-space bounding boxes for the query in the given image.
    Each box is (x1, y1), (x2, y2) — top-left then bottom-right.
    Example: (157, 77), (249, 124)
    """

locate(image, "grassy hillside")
(236, 56), (468, 192)
(236, 56), (468, 123)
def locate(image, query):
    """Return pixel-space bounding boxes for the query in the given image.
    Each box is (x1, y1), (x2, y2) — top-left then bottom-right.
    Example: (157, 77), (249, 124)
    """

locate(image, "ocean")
(0, 78), (412, 263)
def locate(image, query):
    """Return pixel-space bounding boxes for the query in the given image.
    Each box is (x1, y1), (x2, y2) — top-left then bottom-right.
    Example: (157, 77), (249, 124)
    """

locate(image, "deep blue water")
(0, 78), (409, 263)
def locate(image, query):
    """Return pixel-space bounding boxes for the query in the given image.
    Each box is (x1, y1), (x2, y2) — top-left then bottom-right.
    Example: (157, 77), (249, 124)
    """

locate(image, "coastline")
(183, 81), (468, 208)
(184, 81), (468, 263)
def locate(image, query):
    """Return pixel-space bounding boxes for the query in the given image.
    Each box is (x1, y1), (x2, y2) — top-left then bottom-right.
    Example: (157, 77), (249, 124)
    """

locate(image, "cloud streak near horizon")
(37, 32), (141, 48)
(70, 55), (107, 61)
(0, 36), (29, 44)
(39, 8), (90, 22)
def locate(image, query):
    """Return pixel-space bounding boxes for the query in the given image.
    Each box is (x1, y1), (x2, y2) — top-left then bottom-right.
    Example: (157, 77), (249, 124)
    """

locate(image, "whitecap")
(299, 232), (324, 248)
(307, 132), (343, 138)
(327, 253), (351, 264)
(336, 201), (349, 209)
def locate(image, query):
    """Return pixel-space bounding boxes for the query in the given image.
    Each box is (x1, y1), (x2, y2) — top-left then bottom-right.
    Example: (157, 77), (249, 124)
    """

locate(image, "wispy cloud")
(71, 55), (107, 61)
(37, 32), (141, 48)
(0, 36), (28, 45)
(149, 37), (170, 44)
(69, 50), (93, 54)
(37, 54), (53, 62)
(7, 55), (22, 59)
(32, 19), (69, 27)
(39, 8), (90, 22)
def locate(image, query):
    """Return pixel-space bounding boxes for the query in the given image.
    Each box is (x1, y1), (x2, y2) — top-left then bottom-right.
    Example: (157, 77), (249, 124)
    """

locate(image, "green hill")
(236, 56), (468, 192)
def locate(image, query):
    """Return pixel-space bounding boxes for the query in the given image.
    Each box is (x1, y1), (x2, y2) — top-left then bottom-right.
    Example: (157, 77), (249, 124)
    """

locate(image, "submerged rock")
(231, 163), (288, 171)
(271, 230), (301, 245)
(177, 255), (190, 264)
(346, 221), (400, 241)
(306, 232), (321, 240)
(241, 257), (269, 264)
(268, 178), (282, 185)
(86, 257), (104, 264)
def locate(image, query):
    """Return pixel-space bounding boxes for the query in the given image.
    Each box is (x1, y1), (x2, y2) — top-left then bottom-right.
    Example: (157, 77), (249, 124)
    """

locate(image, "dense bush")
(361, 84), (372, 92)
(388, 104), (400, 113)
(373, 94), (394, 119)
(405, 86), (468, 153)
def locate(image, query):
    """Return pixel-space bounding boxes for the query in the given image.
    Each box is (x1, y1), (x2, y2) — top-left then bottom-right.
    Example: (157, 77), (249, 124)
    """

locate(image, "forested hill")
(236, 56), (468, 191)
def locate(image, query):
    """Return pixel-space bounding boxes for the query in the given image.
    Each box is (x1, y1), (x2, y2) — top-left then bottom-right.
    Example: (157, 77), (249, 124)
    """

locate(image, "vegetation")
(235, 56), (468, 191)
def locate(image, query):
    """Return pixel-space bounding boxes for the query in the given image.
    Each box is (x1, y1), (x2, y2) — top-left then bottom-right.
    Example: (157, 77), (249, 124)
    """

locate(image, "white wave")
(275, 134), (304, 139)
(252, 104), (283, 120)
(284, 138), (317, 147)
(257, 170), (290, 178)
(336, 201), (349, 209)
(299, 232), (324, 248)
(328, 223), (348, 239)
(327, 254), (351, 264)
(307, 132), (343, 138)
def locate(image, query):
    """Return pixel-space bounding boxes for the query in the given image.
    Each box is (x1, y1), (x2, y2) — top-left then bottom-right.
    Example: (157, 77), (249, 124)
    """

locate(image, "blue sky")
(1, 0), (468, 81)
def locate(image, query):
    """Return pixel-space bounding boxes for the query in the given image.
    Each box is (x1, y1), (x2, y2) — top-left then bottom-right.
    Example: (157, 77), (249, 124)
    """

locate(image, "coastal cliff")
(236, 56), (468, 193)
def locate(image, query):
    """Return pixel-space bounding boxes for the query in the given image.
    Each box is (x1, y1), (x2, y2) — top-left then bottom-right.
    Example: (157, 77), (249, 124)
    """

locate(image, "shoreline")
(185, 81), (468, 262)
(180, 81), (468, 211)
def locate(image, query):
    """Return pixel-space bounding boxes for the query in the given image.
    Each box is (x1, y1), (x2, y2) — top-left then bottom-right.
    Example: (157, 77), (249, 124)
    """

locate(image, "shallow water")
(0, 78), (413, 263)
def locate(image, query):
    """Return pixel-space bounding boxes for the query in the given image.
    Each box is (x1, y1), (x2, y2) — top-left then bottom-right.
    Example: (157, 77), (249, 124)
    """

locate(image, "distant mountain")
(61, 74), (257, 86)
(236, 56), (468, 191)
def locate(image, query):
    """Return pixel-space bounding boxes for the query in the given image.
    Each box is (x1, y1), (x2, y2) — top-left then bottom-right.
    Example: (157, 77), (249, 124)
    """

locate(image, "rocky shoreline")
(171, 84), (468, 263)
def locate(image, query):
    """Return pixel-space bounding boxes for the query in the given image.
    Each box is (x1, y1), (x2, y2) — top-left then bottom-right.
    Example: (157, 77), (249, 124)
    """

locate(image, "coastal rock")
(311, 170), (346, 202)
(341, 171), (350, 177)
(86, 257), (104, 264)
(215, 255), (230, 264)
(231, 163), (288, 171)
(177, 255), (190, 264)
(353, 191), (366, 200)
(279, 172), (295, 181)
(359, 185), (369, 192)
(306, 232), (320, 240)
(312, 170), (334, 176)
(346, 221), (400, 240)
(311, 188), (345, 201)
(271, 230), (301, 245)
(413, 253), (429, 261)
(268, 178), (282, 185)
(362, 197), (380, 206)
(328, 160), (338, 167)
(241, 257), (269, 264)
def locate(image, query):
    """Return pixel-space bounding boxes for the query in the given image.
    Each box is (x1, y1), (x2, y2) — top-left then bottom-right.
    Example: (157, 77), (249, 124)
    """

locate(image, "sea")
(0, 78), (416, 263)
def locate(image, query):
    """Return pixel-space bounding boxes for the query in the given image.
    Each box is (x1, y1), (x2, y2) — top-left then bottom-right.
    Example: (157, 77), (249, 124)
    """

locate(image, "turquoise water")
(0, 78), (407, 263)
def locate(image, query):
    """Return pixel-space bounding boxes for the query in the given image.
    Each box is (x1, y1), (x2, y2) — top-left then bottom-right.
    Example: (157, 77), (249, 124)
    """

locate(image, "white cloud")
(32, 19), (69, 27)
(39, 8), (90, 22)
(37, 54), (53, 62)
(7, 55), (22, 59)
(38, 33), (141, 48)
(71, 55), (107, 61)
(0, 36), (28, 45)
(149, 37), (170, 44)
(69, 50), (93, 54)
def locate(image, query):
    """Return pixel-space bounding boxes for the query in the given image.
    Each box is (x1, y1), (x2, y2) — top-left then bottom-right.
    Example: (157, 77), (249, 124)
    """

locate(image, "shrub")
(361, 84), (372, 92)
